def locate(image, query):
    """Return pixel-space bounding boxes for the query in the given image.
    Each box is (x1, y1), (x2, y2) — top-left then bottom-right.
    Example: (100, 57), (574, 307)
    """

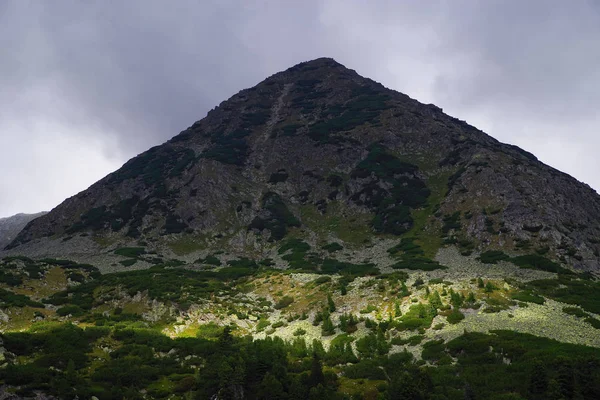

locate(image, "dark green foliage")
(321, 242), (343, 253)
(3, 320), (600, 399)
(0, 271), (22, 286)
(325, 335), (357, 365)
(321, 315), (335, 336)
(527, 277), (600, 314)
(351, 145), (430, 235)
(56, 305), (86, 317)
(387, 238), (445, 271)
(109, 146), (196, 185)
(563, 306), (587, 318)
(249, 192), (300, 241)
(327, 293), (336, 313)
(446, 309), (465, 324)
(338, 313), (358, 333)
(162, 214), (189, 234)
(511, 291), (545, 305)
(355, 331), (391, 358)
(442, 330), (600, 400)
(278, 239), (313, 269)
(67, 196), (151, 235)
(511, 254), (570, 274)
(196, 322), (224, 339)
(118, 259), (137, 267)
(387, 238), (424, 257)
(114, 247), (146, 258)
(67, 272), (85, 282)
(391, 258), (445, 271)
(485, 281), (496, 293)
(203, 129), (251, 166)
(391, 335), (424, 346)
(421, 339), (446, 361)
(278, 123), (303, 137)
(320, 259), (379, 276)
(241, 111), (270, 127)
(313, 276), (331, 286)
(269, 170), (289, 183)
(0, 288), (44, 308)
(327, 174), (343, 187)
(442, 212), (461, 234)
(396, 303), (437, 331)
(308, 85), (391, 144)
(352, 145), (417, 181)
(202, 255), (222, 266)
(447, 166), (466, 191)
(274, 296), (294, 309)
(343, 358), (387, 380)
(43, 265), (264, 311)
(279, 238), (311, 255)
(479, 250), (510, 264)
(429, 291), (443, 309)
(536, 246), (550, 255)
(2, 255), (34, 263)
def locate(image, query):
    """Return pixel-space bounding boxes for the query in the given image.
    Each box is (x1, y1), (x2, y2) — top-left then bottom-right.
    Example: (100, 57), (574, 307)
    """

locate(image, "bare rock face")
(5, 58), (600, 272)
(0, 212), (46, 250)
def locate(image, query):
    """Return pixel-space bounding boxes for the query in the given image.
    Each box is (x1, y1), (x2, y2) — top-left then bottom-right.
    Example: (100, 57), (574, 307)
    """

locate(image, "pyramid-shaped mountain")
(6, 58), (600, 273)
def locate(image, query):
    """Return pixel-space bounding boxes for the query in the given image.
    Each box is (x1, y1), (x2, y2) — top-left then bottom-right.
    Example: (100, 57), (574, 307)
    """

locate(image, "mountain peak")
(5, 59), (600, 274)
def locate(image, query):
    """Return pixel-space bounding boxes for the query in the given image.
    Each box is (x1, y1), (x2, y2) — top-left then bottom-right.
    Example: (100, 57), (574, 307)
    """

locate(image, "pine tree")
(257, 372), (286, 400)
(321, 314), (335, 336)
(394, 301), (402, 317)
(400, 281), (410, 297)
(327, 293), (336, 313)
(467, 291), (476, 303)
(429, 290), (443, 310)
(308, 352), (325, 388)
(528, 359), (549, 399)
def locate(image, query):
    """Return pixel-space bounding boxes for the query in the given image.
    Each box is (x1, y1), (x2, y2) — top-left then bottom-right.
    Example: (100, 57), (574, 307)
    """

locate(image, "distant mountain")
(5, 58), (600, 273)
(0, 212), (46, 249)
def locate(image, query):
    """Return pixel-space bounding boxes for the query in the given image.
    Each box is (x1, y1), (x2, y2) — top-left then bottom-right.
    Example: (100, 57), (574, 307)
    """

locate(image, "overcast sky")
(1, 0), (599, 218)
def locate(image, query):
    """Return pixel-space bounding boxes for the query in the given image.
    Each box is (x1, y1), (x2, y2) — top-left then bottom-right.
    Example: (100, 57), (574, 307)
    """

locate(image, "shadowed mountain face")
(0, 212), (46, 249)
(6, 58), (600, 272)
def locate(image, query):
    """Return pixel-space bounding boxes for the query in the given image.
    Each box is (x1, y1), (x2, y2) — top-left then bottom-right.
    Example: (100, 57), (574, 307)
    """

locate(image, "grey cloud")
(1, 0), (599, 216)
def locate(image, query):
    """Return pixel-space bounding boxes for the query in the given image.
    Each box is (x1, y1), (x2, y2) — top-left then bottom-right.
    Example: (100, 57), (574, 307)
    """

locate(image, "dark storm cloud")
(1, 0), (599, 217)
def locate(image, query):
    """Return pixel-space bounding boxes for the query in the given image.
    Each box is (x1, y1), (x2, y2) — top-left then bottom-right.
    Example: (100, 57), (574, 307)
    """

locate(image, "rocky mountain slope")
(2, 58), (600, 400)
(0, 212), (46, 250)
(5, 58), (600, 273)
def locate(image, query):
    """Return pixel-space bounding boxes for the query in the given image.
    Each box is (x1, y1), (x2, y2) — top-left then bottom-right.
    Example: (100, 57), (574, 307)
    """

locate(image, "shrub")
(479, 250), (510, 264)
(274, 296), (294, 309)
(313, 276), (332, 285)
(249, 192), (300, 241)
(322, 242), (343, 253)
(268, 170), (289, 183)
(202, 129), (251, 166)
(56, 305), (86, 317)
(114, 247), (146, 258)
(119, 259), (137, 267)
(446, 309), (465, 324)
(0, 288), (44, 308)
(511, 291), (545, 305)
(510, 254), (569, 274)
(391, 257), (445, 271)
(196, 322), (223, 339)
